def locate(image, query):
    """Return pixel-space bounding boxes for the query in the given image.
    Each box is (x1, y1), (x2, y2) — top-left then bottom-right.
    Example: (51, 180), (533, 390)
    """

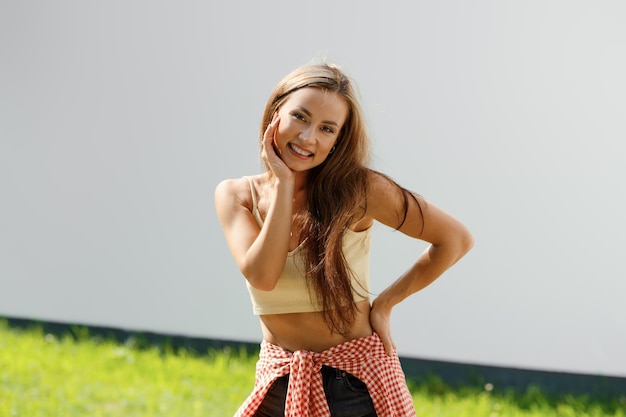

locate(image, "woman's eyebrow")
(295, 106), (339, 127)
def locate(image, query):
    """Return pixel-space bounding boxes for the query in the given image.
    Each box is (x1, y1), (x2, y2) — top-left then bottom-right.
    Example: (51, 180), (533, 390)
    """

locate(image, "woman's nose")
(299, 126), (315, 142)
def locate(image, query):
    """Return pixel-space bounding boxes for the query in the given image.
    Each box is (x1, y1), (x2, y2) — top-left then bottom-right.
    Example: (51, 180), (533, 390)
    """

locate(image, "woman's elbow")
(241, 266), (279, 292)
(247, 278), (277, 292)
(457, 227), (474, 258)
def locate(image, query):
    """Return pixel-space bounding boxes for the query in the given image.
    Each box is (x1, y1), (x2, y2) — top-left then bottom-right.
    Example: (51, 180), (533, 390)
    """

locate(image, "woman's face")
(274, 87), (348, 172)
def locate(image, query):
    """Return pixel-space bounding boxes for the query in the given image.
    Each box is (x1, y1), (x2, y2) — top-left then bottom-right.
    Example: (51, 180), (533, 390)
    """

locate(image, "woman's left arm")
(366, 172), (474, 354)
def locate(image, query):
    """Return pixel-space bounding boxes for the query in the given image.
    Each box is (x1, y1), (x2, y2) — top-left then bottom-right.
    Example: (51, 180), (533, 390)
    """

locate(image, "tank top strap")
(243, 176), (264, 227)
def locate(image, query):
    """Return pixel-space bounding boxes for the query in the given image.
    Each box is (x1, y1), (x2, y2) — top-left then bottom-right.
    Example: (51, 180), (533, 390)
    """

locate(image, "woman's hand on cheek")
(262, 116), (294, 182)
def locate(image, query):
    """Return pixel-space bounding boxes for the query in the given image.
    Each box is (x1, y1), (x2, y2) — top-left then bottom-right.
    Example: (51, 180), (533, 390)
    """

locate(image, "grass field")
(1, 320), (624, 417)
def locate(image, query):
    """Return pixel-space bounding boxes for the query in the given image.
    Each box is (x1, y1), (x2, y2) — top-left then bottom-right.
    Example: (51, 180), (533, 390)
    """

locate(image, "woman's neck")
(293, 170), (309, 194)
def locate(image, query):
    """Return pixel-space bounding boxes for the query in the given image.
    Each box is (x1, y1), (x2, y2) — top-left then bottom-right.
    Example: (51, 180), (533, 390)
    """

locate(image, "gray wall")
(1, 1), (625, 377)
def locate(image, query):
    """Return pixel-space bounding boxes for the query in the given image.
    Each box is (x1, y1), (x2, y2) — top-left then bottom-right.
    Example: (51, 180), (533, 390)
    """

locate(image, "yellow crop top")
(244, 177), (372, 315)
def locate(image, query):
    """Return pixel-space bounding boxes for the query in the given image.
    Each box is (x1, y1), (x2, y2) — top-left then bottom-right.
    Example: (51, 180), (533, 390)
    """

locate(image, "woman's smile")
(288, 142), (314, 158)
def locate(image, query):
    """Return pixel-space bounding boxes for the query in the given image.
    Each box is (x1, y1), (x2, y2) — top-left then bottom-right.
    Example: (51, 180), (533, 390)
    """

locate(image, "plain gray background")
(1, 1), (625, 377)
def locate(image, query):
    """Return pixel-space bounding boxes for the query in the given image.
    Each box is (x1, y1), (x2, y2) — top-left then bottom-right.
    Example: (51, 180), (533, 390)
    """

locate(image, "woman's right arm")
(214, 116), (294, 291)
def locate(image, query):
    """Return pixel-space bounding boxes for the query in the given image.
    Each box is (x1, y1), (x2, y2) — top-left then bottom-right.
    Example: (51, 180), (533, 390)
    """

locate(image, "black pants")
(254, 366), (377, 417)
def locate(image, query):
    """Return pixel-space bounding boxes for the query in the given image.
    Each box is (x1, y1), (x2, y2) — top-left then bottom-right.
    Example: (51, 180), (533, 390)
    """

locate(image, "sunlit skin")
(215, 87), (474, 354)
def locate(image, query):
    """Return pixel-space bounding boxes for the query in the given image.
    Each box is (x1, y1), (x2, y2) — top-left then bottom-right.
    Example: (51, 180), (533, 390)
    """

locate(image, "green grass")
(0, 320), (624, 417)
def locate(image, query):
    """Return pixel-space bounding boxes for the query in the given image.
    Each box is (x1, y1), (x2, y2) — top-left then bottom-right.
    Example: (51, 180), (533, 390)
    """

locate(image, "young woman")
(215, 62), (474, 417)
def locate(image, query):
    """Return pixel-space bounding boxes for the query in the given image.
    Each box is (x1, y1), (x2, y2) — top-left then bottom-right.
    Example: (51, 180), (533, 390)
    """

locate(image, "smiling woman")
(214, 62), (473, 417)
(271, 88), (347, 169)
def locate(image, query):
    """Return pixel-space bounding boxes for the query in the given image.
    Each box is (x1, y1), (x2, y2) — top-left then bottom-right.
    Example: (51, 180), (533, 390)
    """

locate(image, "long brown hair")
(260, 62), (419, 335)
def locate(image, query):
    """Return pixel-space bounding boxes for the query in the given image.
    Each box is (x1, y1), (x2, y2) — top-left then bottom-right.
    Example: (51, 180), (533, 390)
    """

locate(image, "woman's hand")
(261, 115), (293, 182)
(370, 301), (396, 356)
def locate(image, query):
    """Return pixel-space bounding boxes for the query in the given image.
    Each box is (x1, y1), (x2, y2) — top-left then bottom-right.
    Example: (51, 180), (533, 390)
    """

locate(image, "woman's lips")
(288, 143), (314, 158)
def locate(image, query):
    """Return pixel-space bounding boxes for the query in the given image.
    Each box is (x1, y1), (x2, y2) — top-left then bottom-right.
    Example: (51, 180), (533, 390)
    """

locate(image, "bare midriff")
(259, 299), (373, 353)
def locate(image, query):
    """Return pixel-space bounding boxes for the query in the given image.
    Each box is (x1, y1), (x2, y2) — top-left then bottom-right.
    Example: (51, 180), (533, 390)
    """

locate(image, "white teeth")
(289, 143), (313, 157)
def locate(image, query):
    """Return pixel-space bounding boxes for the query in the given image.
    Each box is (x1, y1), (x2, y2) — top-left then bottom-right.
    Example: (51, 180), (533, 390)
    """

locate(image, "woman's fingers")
(376, 324), (396, 356)
(370, 306), (396, 356)
(261, 116), (293, 180)
(264, 115), (279, 142)
(262, 116), (279, 156)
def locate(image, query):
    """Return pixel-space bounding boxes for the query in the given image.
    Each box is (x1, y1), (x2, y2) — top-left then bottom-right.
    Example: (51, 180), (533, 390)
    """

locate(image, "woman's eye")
(292, 112), (306, 121)
(321, 126), (334, 134)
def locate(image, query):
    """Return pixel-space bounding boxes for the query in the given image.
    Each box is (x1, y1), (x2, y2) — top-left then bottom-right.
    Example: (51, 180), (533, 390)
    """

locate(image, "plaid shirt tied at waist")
(234, 333), (416, 417)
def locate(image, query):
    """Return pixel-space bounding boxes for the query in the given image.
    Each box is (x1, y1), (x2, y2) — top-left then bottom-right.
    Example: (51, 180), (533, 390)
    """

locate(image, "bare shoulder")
(214, 175), (262, 210)
(215, 177), (243, 201)
(365, 170), (413, 210)
(364, 170), (425, 237)
(215, 176), (258, 229)
(213, 174), (269, 250)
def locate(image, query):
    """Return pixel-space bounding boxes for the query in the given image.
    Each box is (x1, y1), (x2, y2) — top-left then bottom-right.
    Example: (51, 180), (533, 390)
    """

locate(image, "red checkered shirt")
(234, 333), (416, 417)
